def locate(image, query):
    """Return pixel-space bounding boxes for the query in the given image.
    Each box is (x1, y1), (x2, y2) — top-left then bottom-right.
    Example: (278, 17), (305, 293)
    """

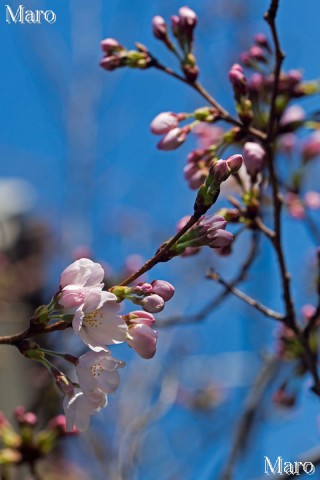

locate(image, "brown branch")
(151, 58), (266, 141)
(0, 321), (71, 346)
(119, 214), (201, 286)
(207, 270), (284, 321)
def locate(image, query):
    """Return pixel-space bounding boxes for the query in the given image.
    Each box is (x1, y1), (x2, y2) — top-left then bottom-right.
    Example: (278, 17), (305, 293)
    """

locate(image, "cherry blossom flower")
(63, 388), (107, 432)
(127, 324), (158, 359)
(60, 258), (105, 290)
(73, 291), (128, 351)
(76, 349), (124, 396)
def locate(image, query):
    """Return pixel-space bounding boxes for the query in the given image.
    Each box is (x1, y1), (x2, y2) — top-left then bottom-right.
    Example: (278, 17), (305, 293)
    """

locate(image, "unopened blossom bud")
(182, 61), (199, 82)
(304, 191), (320, 210)
(126, 311), (156, 327)
(140, 294), (165, 313)
(254, 33), (271, 52)
(14, 406), (37, 426)
(101, 38), (123, 54)
(242, 142), (266, 176)
(184, 164), (207, 189)
(171, 15), (181, 37)
(151, 280), (175, 301)
(229, 63), (247, 96)
(285, 193), (305, 219)
(152, 16), (168, 40)
(248, 73), (265, 92)
(212, 159), (229, 183)
(279, 105), (305, 129)
(179, 6), (197, 29)
(301, 304), (316, 323)
(132, 282), (153, 295)
(127, 324), (158, 359)
(240, 52), (252, 67)
(302, 132), (320, 161)
(249, 46), (267, 63)
(278, 133), (296, 154)
(100, 55), (122, 71)
(150, 112), (179, 134)
(48, 415), (78, 435)
(226, 154), (243, 173)
(157, 127), (188, 150)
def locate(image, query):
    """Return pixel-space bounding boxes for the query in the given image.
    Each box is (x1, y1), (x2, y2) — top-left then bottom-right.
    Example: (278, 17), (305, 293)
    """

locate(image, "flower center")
(83, 310), (104, 328)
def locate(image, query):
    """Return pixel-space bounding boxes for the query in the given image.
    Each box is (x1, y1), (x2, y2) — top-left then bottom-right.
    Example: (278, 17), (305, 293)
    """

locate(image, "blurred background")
(1, 0), (320, 478)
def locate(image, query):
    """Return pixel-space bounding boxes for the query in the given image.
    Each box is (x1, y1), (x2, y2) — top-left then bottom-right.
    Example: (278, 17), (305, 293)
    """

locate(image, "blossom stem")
(119, 214), (201, 286)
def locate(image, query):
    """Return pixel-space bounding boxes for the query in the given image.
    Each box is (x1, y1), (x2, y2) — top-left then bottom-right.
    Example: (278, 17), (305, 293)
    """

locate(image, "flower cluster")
(100, 38), (152, 71)
(0, 409), (76, 467)
(23, 259), (175, 432)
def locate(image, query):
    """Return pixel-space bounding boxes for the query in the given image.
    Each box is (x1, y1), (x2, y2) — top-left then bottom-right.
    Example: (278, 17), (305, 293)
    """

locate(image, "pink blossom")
(152, 16), (168, 40)
(140, 294), (165, 313)
(73, 291), (128, 351)
(285, 193), (305, 219)
(278, 133), (296, 154)
(178, 6), (197, 29)
(60, 258), (104, 290)
(150, 112), (179, 134)
(304, 191), (320, 210)
(63, 388), (107, 432)
(127, 324), (158, 359)
(125, 310), (156, 327)
(302, 131), (320, 161)
(76, 349), (124, 396)
(229, 63), (246, 94)
(101, 38), (123, 54)
(279, 105), (305, 127)
(242, 142), (266, 176)
(249, 46), (267, 62)
(301, 304), (316, 323)
(151, 280), (175, 301)
(157, 127), (188, 150)
(193, 124), (224, 149)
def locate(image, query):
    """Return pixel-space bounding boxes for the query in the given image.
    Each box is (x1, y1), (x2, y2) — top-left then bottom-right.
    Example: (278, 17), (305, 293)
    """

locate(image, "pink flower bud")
(152, 16), (168, 40)
(58, 286), (87, 309)
(304, 191), (320, 210)
(100, 56), (122, 71)
(249, 46), (267, 62)
(150, 112), (179, 134)
(279, 105), (305, 127)
(249, 73), (264, 91)
(178, 6), (197, 28)
(101, 38), (122, 54)
(226, 154), (243, 173)
(285, 193), (305, 219)
(207, 229), (233, 248)
(133, 282), (153, 294)
(184, 164), (207, 189)
(302, 132), (320, 161)
(229, 64), (246, 94)
(171, 15), (181, 36)
(157, 127), (187, 150)
(127, 310), (156, 326)
(254, 33), (270, 50)
(301, 304), (316, 322)
(242, 142), (266, 176)
(127, 324), (158, 359)
(48, 415), (78, 435)
(140, 294), (165, 313)
(151, 280), (175, 301)
(278, 133), (296, 154)
(212, 159), (229, 183)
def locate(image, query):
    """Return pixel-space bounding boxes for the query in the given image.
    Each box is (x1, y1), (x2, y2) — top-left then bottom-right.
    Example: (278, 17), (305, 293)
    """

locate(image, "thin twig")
(119, 214), (201, 286)
(151, 59), (266, 141)
(0, 321), (70, 346)
(221, 356), (279, 480)
(207, 270), (284, 321)
(160, 232), (260, 327)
